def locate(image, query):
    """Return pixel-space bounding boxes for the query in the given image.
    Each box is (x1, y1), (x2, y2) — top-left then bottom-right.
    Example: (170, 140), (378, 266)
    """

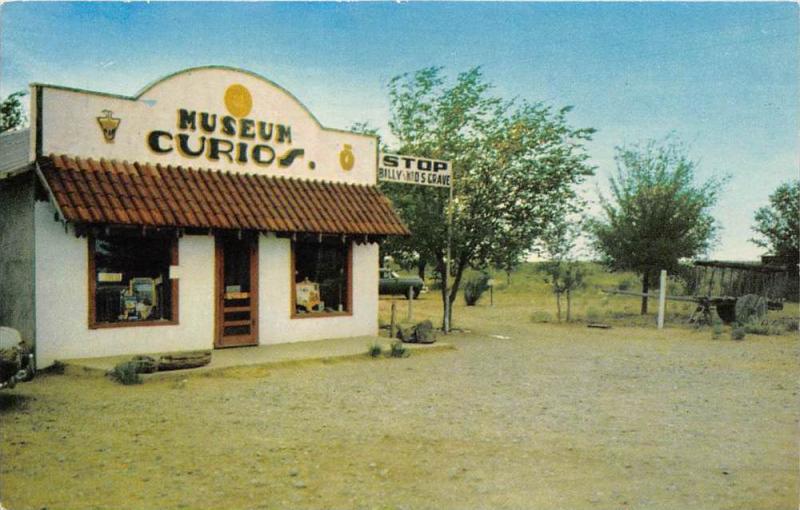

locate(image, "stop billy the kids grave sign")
(378, 153), (451, 188)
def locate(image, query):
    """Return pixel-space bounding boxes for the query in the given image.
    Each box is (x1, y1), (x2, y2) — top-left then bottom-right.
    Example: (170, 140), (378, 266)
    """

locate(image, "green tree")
(492, 241), (523, 286)
(383, 67), (595, 329)
(0, 91), (27, 133)
(751, 179), (799, 263)
(589, 138), (725, 314)
(539, 218), (587, 322)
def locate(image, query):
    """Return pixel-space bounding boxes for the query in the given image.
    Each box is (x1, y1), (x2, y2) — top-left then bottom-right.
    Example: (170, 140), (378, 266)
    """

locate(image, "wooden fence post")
(658, 270), (667, 329)
(407, 287), (413, 321)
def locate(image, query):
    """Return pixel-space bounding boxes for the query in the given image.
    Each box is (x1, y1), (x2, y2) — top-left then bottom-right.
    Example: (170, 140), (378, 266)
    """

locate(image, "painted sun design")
(224, 84), (253, 118)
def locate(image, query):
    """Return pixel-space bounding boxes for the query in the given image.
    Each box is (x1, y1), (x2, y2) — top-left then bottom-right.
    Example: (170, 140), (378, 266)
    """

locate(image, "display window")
(88, 235), (179, 328)
(292, 240), (352, 317)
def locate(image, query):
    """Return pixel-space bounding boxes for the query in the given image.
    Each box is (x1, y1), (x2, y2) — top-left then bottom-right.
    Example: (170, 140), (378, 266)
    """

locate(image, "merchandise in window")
(293, 240), (350, 315)
(91, 235), (177, 326)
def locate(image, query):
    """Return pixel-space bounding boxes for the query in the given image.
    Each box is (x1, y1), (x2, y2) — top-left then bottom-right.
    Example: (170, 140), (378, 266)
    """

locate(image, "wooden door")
(215, 235), (259, 348)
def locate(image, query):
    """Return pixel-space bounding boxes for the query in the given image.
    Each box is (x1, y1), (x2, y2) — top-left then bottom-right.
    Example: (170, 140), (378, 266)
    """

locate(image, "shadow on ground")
(0, 392), (33, 413)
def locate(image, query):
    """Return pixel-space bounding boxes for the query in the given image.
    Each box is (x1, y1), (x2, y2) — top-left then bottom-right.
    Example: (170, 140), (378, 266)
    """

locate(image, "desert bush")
(367, 343), (382, 358)
(735, 294), (768, 325)
(108, 361), (142, 385)
(617, 277), (636, 291)
(742, 321), (769, 335)
(742, 321), (786, 336)
(531, 311), (552, 323)
(730, 327), (747, 341)
(712, 318), (723, 339)
(389, 341), (409, 358)
(463, 274), (491, 306)
(585, 307), (603, 323)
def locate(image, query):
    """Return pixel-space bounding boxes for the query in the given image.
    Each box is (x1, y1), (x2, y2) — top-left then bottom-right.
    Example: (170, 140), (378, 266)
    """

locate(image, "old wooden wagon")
(604, 258), (793, 324)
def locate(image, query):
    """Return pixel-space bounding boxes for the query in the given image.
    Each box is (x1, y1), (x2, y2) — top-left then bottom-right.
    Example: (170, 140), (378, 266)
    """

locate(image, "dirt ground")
(1, 299), (798, 509)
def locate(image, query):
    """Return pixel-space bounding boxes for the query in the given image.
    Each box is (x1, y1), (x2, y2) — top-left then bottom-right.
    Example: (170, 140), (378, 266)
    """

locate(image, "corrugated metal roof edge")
(0, 165), (32, 182)
(0, 128), (32, 176)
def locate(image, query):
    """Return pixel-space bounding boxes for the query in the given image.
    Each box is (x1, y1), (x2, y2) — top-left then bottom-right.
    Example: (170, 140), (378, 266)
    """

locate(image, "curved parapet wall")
(32, 66), (377, 184)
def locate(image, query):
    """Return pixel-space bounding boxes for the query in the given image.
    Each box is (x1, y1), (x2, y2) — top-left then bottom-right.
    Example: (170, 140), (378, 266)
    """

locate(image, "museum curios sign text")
(146, 84), (306, 169)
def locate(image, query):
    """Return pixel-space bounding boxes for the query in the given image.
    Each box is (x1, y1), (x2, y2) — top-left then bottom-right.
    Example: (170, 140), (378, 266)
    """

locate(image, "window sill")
(89, 319), (179, 330)
(290, 311), (352, 320)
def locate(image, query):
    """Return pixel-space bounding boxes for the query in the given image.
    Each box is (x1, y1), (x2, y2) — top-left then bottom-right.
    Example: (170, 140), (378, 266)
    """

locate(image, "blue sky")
(1, 2), (797, 260)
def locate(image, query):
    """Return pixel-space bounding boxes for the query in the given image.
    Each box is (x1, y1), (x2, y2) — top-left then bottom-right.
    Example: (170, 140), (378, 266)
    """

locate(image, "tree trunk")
(566, 289), (572, 322)
(641, 273), (650, 315)
(445, 255), (469, 330)
(417, 260), (426, 281)
(437, 254), (448, 330)
(506, 270), (511, 286)
(555, 292), (562, 322)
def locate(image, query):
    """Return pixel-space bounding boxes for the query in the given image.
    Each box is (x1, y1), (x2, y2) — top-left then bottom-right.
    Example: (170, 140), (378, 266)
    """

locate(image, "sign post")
(378, 153), (453, 333)
(444, 180), (453, 333)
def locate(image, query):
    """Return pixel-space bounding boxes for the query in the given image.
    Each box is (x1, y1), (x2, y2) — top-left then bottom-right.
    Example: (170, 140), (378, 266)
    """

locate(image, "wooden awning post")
(389, 300), (397, 339)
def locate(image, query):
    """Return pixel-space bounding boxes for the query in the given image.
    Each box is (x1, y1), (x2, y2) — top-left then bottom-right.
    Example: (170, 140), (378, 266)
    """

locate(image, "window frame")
(290, 239), (353, 319)
(87, 234), (180, 329)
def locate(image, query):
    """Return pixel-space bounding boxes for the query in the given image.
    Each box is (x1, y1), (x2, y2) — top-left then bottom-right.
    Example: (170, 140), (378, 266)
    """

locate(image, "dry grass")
(397, 262), (798, 330)
(1, 265), (797, 509)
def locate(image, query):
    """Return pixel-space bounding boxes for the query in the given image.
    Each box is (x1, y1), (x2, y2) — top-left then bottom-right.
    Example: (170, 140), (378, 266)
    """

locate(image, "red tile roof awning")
(37, 154), (410, 236)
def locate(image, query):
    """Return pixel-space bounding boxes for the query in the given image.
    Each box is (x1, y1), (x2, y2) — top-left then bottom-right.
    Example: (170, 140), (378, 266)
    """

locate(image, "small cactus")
(730, 327), (746, 341)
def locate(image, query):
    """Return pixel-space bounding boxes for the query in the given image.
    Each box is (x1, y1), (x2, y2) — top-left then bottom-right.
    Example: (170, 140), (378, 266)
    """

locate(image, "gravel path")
(1, 319), (797, 509)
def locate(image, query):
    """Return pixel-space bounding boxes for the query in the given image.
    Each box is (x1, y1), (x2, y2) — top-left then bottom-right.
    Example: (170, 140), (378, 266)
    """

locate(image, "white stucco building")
(0, 66), (408, 368)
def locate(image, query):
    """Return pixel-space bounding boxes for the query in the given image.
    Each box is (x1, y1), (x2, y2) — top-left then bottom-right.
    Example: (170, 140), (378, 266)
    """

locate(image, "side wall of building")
(259, 235), (379, 344)
(34, 202), (215, 367)
(0, 173), (36, 343)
